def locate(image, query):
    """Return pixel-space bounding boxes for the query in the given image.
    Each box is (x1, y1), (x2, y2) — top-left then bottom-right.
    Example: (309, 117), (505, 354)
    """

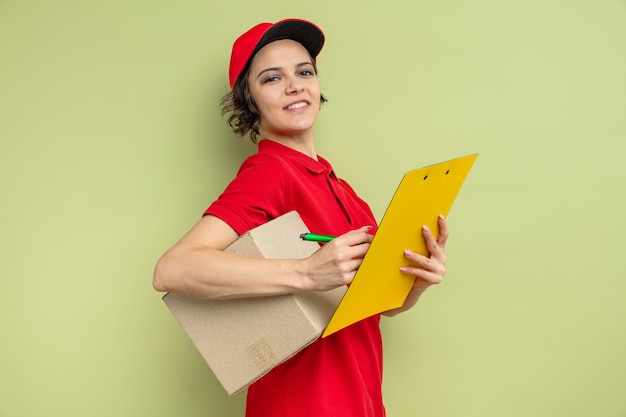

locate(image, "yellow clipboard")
(322, 154), (478, 338)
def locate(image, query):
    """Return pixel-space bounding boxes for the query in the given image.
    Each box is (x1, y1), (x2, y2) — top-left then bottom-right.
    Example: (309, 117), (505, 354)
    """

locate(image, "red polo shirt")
(205, 139), (385, 417)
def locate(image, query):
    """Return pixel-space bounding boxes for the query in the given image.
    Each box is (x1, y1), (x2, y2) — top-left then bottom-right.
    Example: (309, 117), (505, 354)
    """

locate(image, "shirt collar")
(258, 139), (333, 174)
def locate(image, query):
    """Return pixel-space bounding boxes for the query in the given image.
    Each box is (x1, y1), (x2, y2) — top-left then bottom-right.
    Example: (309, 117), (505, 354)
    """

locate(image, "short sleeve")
(204, 154), (289, 234)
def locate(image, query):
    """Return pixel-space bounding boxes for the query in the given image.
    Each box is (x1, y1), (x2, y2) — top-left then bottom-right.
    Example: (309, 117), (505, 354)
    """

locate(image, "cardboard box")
(163, 211), (346, 395)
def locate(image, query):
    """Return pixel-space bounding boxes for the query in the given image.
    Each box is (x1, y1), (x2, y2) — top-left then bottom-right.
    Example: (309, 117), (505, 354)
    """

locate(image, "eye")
(262, 75), (281, 84)
(299, 67), (316, 77)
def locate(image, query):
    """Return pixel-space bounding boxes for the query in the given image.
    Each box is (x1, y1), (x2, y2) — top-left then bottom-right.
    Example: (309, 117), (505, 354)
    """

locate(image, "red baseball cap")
(228, 18), (325, 89)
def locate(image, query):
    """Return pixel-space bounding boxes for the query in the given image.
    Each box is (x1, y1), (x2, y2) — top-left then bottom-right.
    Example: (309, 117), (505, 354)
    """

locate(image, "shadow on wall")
(202, 80), (257, 181)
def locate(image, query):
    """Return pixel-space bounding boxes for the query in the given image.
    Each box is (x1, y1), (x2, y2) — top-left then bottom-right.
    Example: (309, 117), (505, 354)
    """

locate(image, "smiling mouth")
(285, 101), (309, 110)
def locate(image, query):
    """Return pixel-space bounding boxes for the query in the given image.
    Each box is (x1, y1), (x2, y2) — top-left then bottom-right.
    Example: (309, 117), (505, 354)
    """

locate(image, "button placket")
(325, 170), (352, 225)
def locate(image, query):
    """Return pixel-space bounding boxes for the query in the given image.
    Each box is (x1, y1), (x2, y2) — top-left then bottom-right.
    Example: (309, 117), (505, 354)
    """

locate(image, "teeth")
(288, 102), (307, 109)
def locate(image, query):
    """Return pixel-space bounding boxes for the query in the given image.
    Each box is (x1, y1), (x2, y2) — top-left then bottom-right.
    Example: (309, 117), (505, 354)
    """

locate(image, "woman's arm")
(153, 215), (373, 300)
(383, 215), (448, 317)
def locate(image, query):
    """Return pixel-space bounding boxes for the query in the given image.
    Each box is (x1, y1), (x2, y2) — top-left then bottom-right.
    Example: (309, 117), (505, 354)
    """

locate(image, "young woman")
(154, 18), (448, 417)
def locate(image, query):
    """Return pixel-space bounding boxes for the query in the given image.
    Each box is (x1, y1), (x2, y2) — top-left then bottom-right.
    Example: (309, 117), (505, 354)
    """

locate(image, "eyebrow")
(255, 61), (314, 81)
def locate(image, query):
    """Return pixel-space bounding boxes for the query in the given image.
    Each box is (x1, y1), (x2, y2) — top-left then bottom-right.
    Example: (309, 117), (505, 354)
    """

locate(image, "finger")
(350, 242), (370, 258)
(339, 226), (374, 246)
(404, 250), (446, 274)
(323, 237), (370, 261)
(400, 266), (444, 285)
(437, 214), (449, 248)
(333, 257), (367, 285)
(421, 225), (445, 260)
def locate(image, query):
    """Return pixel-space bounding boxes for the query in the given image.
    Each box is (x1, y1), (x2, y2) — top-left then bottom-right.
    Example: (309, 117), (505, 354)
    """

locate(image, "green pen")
(300, 233), (336, 243)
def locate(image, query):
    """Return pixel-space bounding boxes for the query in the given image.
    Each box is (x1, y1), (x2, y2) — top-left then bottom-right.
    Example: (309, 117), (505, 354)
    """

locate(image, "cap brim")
(252, 19), (325, 64)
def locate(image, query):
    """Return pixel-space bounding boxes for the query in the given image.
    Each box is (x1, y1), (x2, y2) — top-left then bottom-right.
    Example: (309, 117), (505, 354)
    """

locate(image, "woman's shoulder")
(238, 150), (288, 174)
(228, 151), (290, 189)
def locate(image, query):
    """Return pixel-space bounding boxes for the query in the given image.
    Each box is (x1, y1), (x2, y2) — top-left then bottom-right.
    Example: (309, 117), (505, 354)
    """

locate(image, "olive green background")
(1, 1), (625, 416)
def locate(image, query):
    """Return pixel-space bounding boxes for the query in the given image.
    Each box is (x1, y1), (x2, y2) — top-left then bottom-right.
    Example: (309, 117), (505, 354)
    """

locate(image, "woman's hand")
(384, 214), (449, 316)
(300, 226), (373, 291)
(401, 214), (448, 288)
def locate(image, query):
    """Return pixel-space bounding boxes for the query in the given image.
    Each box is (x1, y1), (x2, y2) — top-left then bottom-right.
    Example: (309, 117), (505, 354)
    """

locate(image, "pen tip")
(299, 233), (306, 239)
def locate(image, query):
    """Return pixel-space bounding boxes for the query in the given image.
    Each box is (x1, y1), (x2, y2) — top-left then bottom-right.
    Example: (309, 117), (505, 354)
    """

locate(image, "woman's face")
(247, 39), (321, 141)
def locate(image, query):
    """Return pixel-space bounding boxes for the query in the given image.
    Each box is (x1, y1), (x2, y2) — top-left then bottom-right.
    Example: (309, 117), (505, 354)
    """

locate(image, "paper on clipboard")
(322, 154), (478, 338)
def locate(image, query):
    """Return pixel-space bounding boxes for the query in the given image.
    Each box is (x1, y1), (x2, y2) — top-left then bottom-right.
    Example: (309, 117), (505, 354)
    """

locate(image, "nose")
(285, 75), (304, 94)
